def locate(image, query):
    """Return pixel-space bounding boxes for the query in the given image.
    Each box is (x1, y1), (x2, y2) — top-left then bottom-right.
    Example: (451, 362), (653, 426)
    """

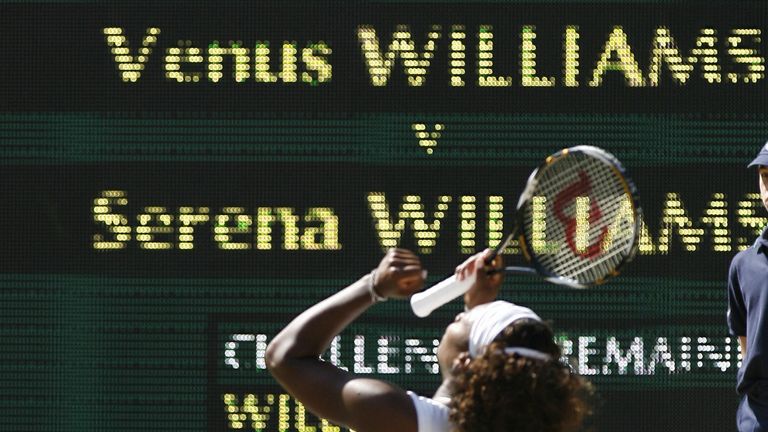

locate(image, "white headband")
(504, 347), (552, 362)
(467, 301), (543, 358)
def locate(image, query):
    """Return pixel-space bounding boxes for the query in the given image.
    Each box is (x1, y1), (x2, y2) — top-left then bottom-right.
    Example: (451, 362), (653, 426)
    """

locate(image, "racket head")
(515, 145), (642, 288)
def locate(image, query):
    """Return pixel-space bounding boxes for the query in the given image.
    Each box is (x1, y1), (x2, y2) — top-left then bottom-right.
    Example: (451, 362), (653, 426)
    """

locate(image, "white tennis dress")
(407, 391), (452, 431)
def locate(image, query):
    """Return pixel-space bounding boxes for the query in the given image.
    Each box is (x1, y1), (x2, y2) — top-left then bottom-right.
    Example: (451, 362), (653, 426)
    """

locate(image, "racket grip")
(410, 273), (477, 318)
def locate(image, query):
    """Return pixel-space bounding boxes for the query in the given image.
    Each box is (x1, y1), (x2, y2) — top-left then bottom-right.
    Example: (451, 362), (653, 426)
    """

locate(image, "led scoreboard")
(2, 1), (768, 431)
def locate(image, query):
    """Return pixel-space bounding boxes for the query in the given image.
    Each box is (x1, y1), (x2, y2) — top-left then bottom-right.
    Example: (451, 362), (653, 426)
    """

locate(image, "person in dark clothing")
(727, 142), (768, 431)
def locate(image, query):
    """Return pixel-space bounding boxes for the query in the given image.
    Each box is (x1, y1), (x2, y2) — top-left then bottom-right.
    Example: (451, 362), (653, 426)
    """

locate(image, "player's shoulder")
(730, 244), (762, 270)
(407, 391), (451, 432)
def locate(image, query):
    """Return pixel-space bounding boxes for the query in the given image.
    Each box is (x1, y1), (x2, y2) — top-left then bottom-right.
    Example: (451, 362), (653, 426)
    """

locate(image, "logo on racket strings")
(554, 171), (608, 259)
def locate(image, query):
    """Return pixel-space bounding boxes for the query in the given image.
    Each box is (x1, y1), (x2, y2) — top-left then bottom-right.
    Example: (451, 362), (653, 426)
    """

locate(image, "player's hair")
(449, 319), (593, 432)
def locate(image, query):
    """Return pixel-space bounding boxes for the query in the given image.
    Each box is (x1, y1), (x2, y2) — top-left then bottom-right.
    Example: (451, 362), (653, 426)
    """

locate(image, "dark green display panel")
(2, 1), (768, 431)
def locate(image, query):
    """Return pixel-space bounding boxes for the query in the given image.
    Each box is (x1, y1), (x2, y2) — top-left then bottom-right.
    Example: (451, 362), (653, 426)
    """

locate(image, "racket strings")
(551, 169), (634, 280)
(522, 152), (637, 284)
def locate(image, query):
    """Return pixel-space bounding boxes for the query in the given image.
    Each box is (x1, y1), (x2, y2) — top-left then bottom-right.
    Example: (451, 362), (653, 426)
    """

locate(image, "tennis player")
(266, 248), (592, 432)
(728, 143), (768, 431)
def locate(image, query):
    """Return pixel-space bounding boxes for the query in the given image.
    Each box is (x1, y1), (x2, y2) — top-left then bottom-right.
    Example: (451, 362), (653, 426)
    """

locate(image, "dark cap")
(748, 141), (768, 168)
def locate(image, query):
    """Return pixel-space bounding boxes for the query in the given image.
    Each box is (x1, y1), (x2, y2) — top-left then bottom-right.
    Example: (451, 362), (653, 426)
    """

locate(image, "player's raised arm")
(265, 248), (425, 432)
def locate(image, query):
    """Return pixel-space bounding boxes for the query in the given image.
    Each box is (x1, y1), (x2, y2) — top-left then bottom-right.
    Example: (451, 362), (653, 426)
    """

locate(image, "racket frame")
(410, 145), (642, 317)
(509, 145), (642, 288)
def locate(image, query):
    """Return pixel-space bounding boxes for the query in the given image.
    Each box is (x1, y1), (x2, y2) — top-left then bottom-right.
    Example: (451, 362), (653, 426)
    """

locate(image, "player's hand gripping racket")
(411, 145), (642, 317)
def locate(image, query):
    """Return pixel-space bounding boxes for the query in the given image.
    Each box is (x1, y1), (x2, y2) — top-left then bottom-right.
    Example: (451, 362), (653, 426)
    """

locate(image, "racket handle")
(410, 273), (477, 318)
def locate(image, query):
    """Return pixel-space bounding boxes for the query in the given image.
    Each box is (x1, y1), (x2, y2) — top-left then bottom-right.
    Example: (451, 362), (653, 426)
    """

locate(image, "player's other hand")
(372, 248), (426, 300)
(456, 248), (504, 310)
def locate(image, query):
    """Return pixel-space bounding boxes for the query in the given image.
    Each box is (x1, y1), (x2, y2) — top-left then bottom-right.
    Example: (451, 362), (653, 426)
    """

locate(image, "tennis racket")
(411, 145), (642, 317)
